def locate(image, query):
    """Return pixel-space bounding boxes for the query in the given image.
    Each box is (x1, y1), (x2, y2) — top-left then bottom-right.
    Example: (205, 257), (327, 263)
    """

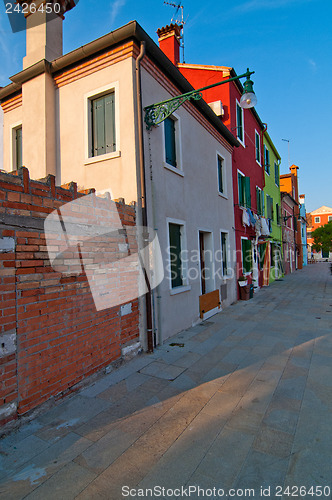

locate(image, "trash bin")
(239, 284), (250, 300)
(249, 284), (254, 299)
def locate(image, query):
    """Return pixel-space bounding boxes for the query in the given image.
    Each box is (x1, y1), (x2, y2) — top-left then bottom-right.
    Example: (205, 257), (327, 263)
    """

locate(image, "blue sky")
(0, 0), (331, 212)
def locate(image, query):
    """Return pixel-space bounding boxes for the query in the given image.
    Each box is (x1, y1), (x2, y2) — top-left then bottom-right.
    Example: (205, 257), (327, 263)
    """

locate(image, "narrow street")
(1, 263), (331, 500)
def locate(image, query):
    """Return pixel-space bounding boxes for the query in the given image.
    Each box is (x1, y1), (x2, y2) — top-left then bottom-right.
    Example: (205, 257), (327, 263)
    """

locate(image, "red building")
(157, 25), (270, 292)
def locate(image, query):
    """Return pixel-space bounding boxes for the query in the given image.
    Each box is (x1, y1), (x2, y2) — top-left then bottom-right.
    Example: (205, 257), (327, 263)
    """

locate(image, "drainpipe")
(135, 41), (154, 353)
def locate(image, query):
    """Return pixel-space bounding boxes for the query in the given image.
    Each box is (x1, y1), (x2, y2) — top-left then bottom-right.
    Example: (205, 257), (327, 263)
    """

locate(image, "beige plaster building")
(0, 10), (239, 346)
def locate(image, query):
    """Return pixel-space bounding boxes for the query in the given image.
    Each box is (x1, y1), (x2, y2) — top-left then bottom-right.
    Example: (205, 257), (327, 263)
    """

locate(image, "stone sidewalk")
(0, 263), (331, 499)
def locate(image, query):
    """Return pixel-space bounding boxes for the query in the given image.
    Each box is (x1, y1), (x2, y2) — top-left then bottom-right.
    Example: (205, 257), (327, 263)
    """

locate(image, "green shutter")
(92, 96), (106, 156)
(105, 93), (115, 153)
(221, 232), (227, 275)
(274, 162), (279, 186)
(241, 239), (252, 274)
(258, 243), (266, 270)
(256, 187), (261, 215)
(218, 156), (223, 193)
(238, 173), (244, 206)
(255, 133), (260, 162)
(165, 117), (176, 167)
(237, 104), (243, 142)
(169, 223), (182, 288)
(244, 176), (251, 208)
(16, 127), (22, 169)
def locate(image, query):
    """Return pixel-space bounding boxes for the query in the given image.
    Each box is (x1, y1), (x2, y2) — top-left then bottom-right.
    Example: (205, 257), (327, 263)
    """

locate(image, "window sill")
(221, 274), (232, 280)
(170, 284), (191, 295)
(164, 163), (184, 177)
(84, 150), (121, 165)
(237, 138), (245, 147)
(218, 192), (228, 200)
(256, 160), (262, 167)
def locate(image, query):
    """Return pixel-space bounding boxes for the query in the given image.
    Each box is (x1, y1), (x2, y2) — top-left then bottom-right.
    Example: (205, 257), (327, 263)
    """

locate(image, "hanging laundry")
(260, 217), (270, 236)
(247, 209), (256, 227)
(242, 208), (250, 227)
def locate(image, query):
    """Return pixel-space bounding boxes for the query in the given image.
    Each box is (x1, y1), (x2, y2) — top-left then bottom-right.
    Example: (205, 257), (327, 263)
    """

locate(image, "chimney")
(299, 194), (305, 204)
(290, 164), (299, 176)
(16, 0), (77, 179)
(157, 24), (182, 65)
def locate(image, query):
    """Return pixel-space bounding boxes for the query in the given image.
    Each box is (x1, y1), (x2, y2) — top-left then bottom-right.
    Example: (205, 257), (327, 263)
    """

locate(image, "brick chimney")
(157, 24), (182, 65)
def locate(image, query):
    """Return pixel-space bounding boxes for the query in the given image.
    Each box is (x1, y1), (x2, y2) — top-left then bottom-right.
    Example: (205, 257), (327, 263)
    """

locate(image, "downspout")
(135, 41), (154, 353)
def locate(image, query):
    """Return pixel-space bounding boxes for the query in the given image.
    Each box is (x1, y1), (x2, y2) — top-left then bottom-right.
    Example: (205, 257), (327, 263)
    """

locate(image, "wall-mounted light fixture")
(144, 68), (257, 130)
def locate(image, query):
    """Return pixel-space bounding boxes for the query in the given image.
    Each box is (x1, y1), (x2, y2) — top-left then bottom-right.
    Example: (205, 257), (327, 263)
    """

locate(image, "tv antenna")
(163, 1), (186, 63)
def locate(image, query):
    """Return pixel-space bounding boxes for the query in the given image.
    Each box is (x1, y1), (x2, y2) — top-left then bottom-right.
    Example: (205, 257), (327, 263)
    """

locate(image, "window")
(238, 172), (251, 208)
(274, 161), (279, 186)
(256, 187), (264, 216)
(164, 116), (178, 167)
(314, 216), (320, 223)
(266, 195), (274, 220)
(255, 131), (261, 164)
(329, 216), (332, 222)
(241, 238), (252, 274)
(221, 232), (228, 277)
(169, 222), (183, 288)
(217, 155), (224, 194)
(276, 203), (280, 225)
(236, 101), (244, 144)
(15, 126), (22, 169)
(91, 92), (116, 157)
(264, 145), (270, 174)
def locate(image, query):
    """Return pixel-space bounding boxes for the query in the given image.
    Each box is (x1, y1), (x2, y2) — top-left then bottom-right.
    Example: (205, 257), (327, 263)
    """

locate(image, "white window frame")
(166, 217), (190, 295)
(217, 152), (227, 198)
(314, 216), (320, 223)
(236, 100), (245, 147)
(255, 130), (261, 166)
(10, 121), (23, 171)
(220, 229), (231, 279)
(163, 112), (183, 176)
(328, 216), (332, 222)
(84, 82), (121, 165)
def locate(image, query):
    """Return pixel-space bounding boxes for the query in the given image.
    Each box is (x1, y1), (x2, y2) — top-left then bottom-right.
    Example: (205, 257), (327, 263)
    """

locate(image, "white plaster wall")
(141, 67), (237, 342)
(57, 57), (138, 203)
(0, 106), (3, 171)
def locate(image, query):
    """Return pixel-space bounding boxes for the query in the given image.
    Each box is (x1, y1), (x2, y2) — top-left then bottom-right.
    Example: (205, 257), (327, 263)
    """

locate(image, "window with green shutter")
(221, 232), (228, 276)
(236, 103), (244, 143)
(266, 195), (274, 220)
(256, 187), (264, 216)
(274, 161), (279, 186)
(241, 238), (252, 274)
(255, 131), (261, 163)
(15, 127), (22, 169)
(169, 223), (183, 288)
(91, 92), (116, 157)
(264, 145), (270, 174)
(238, 173), (251, 208)
(276, 203), (280, 225)
(164, 117), (177, 167)
(217, 156), (224, 193)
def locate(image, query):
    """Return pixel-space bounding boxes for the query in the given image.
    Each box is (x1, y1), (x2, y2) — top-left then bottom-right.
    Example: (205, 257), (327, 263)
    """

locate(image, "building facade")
(280, 165), (302, 271)
(281, 191), (297, 274)
(307, 206), (332, 260)
(262, 130), (283, 282)
(157, 25), (277, 294)
(299, 194), (308, 266)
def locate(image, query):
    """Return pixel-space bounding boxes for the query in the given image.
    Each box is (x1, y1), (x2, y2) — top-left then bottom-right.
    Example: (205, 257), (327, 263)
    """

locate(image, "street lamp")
(144, 68), (257, 129)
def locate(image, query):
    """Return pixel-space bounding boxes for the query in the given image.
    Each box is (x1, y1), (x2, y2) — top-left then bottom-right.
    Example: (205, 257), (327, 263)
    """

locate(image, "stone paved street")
(0, 263), (331, 500)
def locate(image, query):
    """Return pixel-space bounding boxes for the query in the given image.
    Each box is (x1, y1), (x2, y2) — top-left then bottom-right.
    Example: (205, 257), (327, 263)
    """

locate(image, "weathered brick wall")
(0, 168), (139, 425)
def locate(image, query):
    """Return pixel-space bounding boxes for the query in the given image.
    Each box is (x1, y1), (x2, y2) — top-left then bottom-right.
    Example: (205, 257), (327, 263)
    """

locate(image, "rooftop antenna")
(163, 1), (186, 63)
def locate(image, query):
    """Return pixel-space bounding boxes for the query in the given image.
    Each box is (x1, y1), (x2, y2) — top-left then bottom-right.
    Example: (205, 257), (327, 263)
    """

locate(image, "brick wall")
(0, 168), (139, 425)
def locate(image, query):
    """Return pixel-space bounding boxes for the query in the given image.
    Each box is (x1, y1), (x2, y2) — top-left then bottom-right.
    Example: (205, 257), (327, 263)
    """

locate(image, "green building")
(262, 131), (283, 282)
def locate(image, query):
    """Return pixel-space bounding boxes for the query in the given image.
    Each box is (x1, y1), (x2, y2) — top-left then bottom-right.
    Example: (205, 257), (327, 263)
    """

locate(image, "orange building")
(280, 165), (303, 270)
(307, 206), (332, 260)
